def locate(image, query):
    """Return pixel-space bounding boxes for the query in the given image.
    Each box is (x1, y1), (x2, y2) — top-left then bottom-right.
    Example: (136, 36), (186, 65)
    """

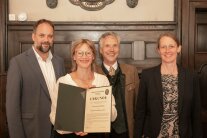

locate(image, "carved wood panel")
(6, 22), (177, 73)
(189, 2), (207, 70)
(0, 0), (6, 73)
(185, 1), (207, 136)
(0, 74), (8, 138)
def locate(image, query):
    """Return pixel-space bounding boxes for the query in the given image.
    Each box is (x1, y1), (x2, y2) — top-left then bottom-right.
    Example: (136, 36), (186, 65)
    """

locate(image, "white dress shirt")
(32, 47), (56, 97)
(103, 61), (118, 72)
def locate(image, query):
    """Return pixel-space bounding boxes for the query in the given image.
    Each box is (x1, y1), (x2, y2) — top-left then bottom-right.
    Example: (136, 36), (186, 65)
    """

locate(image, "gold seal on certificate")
(54, 83), (112, 133)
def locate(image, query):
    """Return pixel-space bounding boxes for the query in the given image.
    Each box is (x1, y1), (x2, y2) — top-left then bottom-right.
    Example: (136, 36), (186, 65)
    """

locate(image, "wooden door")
(189, 2), (207, 70)
(188, 2), (207, 137)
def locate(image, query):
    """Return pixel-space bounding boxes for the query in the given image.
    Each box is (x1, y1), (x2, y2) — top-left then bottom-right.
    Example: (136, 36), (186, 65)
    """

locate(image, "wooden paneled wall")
(0, 21), (178, 137)
(0, 74), (8, 138)
(6, 21), (178, 73)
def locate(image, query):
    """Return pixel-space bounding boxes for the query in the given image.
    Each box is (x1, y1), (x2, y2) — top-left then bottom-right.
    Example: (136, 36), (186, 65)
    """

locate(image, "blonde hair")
(71, 39), (96, 72)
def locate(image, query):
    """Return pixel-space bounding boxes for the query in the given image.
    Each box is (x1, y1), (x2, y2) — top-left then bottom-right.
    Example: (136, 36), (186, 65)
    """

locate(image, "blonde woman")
(50, 39), (117, 138)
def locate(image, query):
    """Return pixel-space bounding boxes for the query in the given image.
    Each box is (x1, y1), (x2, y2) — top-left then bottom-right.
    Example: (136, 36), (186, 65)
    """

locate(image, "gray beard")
(35, 42), (52, 53)
(38, 45), (51, 53)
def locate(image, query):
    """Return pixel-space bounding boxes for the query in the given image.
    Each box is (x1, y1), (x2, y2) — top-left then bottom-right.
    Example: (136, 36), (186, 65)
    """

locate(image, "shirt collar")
(103, 61), (118, 71)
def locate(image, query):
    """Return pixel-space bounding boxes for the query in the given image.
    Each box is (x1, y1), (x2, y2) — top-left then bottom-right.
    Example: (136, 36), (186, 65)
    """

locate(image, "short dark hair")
(33, 19), (54, 33)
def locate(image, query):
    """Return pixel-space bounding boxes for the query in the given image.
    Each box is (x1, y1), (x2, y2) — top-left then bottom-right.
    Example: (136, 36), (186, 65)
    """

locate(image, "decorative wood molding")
(69, 0), (115, 11)
(0, 0), (7, 73)
(126, 0), (138, 8)
(7, 21), (177, 30)
(0, 74), (8, 138)
(46, 0), (58, 9)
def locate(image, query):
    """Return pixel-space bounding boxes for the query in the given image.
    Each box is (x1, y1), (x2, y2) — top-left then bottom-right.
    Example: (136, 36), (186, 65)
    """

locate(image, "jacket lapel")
(51, 56), (59, 80)
(178, 66), (185, 115)
(26, 48), (50, 99)
(119, 63), (133, 85)
(154, 65), (164, 111)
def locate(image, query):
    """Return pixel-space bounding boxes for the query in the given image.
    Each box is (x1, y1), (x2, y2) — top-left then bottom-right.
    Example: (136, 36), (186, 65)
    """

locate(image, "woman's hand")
(75, 132), (88, 136)
(89, 85), (96, 89)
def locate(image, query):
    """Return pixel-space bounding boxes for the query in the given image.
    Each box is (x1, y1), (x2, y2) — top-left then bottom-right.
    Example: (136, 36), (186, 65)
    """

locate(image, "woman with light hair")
(50, 39), (117, 138)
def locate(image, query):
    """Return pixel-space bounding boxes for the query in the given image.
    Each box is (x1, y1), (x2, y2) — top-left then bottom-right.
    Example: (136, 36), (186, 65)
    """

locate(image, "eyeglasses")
(76, 51), (93, 57)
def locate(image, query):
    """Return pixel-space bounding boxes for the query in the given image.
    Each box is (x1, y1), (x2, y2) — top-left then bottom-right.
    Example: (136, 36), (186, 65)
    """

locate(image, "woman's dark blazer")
(134, 64), (202, 138)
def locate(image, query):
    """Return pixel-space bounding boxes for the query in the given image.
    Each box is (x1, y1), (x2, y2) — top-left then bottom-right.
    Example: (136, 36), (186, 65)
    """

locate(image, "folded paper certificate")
(54, 83), (112, 133)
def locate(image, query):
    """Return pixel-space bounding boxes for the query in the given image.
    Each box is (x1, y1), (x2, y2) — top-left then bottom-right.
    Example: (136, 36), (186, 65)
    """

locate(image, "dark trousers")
(53, 130), (105, 138)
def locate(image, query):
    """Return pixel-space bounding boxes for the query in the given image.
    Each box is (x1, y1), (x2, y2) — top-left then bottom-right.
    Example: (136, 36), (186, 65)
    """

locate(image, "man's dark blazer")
(6, 48), (66, 138)
(134, 64), (202, 138)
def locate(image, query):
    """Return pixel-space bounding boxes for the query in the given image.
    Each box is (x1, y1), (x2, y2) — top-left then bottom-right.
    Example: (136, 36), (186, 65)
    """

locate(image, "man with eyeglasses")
(95, 32), (139, 138)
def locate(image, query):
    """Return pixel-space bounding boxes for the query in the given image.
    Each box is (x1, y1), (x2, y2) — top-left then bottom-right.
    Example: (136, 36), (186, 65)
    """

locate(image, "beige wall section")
(9, 0), (174, 21)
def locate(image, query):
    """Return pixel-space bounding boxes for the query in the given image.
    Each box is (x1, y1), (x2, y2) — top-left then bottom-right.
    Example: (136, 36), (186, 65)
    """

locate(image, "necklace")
(71, 72), (94, 89)
(161, 64), (178, 76)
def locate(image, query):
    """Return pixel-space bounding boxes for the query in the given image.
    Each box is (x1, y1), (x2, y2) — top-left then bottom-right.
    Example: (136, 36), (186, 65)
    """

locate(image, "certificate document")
(54, 83), (112, 133)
